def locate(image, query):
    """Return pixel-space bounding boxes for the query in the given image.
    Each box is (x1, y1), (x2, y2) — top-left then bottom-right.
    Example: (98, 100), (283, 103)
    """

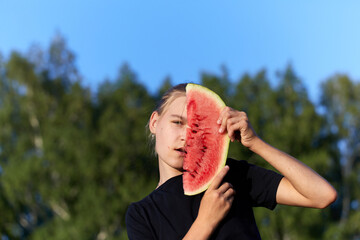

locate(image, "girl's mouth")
(175, 147), (187, 155)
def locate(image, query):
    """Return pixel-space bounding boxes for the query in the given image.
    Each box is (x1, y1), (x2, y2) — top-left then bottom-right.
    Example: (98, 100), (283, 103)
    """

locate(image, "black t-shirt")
(126, 158), (283, 239)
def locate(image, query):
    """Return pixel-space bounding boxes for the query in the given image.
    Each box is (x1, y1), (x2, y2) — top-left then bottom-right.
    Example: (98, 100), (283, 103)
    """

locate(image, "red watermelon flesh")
(183, 84), (230, 195)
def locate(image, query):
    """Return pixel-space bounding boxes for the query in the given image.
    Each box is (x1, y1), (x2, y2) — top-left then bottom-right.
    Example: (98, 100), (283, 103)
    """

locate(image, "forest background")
(1, 1), (360, 239)
(0, 33), (359, 240)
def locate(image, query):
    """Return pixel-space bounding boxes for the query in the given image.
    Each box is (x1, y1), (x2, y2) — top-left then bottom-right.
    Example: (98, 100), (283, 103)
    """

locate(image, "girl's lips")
(175, 148), (187, 156)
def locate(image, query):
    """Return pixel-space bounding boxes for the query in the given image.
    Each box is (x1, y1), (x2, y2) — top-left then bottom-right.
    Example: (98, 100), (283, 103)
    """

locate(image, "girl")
(126, 83), (337, 239)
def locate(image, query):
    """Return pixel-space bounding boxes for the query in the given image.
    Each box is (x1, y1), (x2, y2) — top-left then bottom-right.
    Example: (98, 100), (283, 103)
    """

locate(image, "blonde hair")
(154, 83), (187, 115)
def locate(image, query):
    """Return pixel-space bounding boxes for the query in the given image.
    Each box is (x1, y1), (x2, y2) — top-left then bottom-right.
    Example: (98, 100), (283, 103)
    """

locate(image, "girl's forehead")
(165, 96), (187, 115)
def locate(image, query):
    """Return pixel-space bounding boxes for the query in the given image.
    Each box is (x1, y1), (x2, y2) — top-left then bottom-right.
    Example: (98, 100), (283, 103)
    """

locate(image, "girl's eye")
(173, 121), (182, 125)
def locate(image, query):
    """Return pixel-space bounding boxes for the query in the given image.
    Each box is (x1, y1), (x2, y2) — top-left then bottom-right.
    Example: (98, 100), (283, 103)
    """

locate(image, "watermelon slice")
(183, 84), (230, 195)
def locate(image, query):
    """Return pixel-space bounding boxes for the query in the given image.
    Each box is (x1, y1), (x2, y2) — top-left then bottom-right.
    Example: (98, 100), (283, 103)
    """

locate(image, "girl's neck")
(157, 160), (183, 188)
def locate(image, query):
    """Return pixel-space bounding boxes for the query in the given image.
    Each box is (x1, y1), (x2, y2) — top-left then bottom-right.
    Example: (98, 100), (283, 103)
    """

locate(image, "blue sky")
(1, 1), (359, 103)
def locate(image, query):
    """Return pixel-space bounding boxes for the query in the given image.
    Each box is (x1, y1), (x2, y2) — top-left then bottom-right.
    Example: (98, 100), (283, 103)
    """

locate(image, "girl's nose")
(180, 126), (187, 141)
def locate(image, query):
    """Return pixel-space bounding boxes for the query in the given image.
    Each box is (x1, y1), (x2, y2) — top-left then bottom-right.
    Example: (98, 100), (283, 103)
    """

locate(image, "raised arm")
(217, 107), (337, 209)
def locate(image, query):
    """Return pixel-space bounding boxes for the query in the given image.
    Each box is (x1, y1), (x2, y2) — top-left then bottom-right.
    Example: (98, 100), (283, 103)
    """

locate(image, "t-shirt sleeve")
(227, 158), (284, 210)
(247, 162), (283, 209)
(125, 203), (154, 240)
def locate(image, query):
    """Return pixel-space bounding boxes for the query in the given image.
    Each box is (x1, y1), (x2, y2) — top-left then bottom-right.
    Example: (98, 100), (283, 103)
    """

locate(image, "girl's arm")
(217, 107), (337, 208)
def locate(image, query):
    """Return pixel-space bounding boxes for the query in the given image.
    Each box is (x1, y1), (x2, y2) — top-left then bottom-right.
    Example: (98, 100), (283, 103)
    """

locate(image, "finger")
(226, 195), (235, 206)
(226, 117), (239, 142)
(217, 107), (227, 125)
(217, 182), (233, 194)
(217, 107), (227, 133)
(208, 165), (230, 190)
(223, 187), (236, 200)
(218, 107), (233, 134)
(227, 120), (244, 142)
(230, 112), (249, 131)
(226, 114), (245, 141)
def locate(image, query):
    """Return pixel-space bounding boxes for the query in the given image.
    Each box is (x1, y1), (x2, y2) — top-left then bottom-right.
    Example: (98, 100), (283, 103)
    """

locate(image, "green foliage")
(156, 76), (173, 101)
(200, 65), (232, 104)
(320, 75), (360, 239)
(0, 34), (358, 239)
(0, 36), (157, 239)
(208, 65), (337, 239)
(229, 70), (274, 163)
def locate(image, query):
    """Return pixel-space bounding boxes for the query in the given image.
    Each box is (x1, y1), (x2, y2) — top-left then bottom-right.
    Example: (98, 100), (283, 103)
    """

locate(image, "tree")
(0, 51), (21, 239)
(1, 34), (350, 239)
(320, 75), (360, 239)
(200, 65), (232, 104)
(228, 65), (335, 239)
(0, 34), (97, 239)
(156, 76), (173, 101)
(229, 69), (274, 163)
(262, 66), (335, 240)
(0, 51), (53, 239)
(95, 63), (158, 239)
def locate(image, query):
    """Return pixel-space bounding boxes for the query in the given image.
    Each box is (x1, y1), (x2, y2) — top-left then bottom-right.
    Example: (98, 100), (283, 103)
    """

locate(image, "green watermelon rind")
(184, 83), (230, 196)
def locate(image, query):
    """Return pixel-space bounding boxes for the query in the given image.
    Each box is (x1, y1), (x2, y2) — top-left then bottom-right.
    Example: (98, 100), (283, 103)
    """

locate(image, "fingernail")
(217, 119), (221, 124)
(219, 127), (223, 133)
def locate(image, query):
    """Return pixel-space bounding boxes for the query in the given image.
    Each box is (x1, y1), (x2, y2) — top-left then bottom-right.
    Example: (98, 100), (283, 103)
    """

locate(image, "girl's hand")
(196, 165), (235, 231)
(183, 166), (235, 239)
(217, 107), (258, 148)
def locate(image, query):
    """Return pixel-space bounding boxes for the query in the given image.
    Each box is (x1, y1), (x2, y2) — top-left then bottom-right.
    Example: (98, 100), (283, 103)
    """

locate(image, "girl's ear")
(149, 111), (159, 134)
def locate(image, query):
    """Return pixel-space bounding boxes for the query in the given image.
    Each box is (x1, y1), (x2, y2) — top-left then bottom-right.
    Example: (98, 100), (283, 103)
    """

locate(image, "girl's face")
(149, 96), (187, 173)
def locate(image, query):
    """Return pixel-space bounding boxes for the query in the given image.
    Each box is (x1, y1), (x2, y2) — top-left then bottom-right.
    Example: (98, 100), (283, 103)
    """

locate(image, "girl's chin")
(158, 155), (184, 171)
(172, 161), (184, 172)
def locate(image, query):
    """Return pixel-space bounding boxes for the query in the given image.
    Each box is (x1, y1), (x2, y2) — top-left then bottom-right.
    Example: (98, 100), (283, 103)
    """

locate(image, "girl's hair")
(154, 83), (187, 115)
